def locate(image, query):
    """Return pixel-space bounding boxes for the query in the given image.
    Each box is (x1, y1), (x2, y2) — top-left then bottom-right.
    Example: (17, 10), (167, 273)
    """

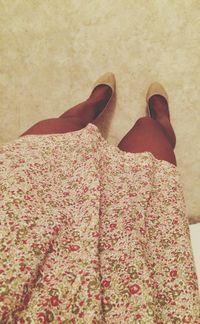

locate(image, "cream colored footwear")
(91, 72), (116, 121)
(146, 82), (169, 118)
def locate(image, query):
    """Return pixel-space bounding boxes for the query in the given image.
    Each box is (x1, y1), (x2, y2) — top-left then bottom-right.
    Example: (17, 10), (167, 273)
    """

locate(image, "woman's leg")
(117, 95), (177, 166)
(20, 85), (112, 136)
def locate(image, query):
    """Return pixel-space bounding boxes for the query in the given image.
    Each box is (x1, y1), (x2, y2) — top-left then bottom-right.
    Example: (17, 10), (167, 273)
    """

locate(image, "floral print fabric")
(0, 122), (199, 323)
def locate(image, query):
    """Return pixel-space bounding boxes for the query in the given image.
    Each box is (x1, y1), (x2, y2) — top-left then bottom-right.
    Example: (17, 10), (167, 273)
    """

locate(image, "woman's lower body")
(20, 85), (177, 166)
(3, 86), (200, 322)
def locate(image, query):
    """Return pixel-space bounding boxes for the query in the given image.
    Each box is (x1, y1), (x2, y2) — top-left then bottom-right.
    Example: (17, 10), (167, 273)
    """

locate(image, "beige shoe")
(146, 82), (169, 119)
(91, 72), (116, 120)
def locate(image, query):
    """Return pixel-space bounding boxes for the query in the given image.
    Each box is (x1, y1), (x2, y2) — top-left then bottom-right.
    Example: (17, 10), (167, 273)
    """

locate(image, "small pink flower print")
(79, 300), (84, 306)
(128, 284), (140, 294)
(65, 303), (71, 310)
(172, 219), (178, 225)
(95, 293), (101, 300)
(79, 311), (84, 318)
(189, 281), (197, 290)
(92, 231), (99, 237)
(66, 238), (72, 243)
(183, 315), (193, 323)
(119, 253), (127, 262)
(20, 264), (26, 272)
(140, 227), (145, 235)
(84, 272), (89, 276)
(44, 275), (51, 283)
(50, 296), (60, 307)
(125, 226), (132, 232)
(63, 192), (69, 197)
(170, 270), (177, 278)
(38, 312), (48, 323)
(24, 293), (31, 305)
(135, 314), (142, 320)
(129, 192), (137, 197)
(53, 225), (60, 233)
(110, 223), (117, 229)
(69, 245), (80, 251)
(24, 195), (31, 200)
(102, 279), (110, 288)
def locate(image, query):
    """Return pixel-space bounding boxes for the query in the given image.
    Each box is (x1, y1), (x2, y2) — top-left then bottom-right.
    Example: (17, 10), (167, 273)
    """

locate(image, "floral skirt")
(0, 123), (199, 323)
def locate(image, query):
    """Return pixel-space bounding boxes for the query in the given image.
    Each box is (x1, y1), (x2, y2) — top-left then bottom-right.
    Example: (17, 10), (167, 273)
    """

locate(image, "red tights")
(20, 86), (177, 166)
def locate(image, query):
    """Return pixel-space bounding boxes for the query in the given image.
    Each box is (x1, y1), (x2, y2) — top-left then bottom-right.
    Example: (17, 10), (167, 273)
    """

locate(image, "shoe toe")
(93, 72), (116, 93)
(146, 82), (168, 104)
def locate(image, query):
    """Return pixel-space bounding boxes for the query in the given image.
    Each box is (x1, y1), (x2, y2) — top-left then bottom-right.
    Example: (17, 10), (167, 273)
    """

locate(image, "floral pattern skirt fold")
(0, 123), (199, 323)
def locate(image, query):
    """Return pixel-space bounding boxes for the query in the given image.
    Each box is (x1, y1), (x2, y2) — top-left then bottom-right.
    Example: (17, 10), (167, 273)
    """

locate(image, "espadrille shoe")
(146, 82), (170, 119)
(91, 72), (116, 121)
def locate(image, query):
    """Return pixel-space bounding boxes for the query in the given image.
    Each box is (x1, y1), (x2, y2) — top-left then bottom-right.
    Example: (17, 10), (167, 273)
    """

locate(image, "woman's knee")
(20, 118), (84, 136)
(134, 116), (172, 143)
(135, 116), (159, 127)
(119, 116), (177, 166)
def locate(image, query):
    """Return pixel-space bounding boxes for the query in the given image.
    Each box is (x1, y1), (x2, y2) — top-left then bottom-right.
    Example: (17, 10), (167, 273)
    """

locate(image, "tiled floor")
(1, 0), (200, 285)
